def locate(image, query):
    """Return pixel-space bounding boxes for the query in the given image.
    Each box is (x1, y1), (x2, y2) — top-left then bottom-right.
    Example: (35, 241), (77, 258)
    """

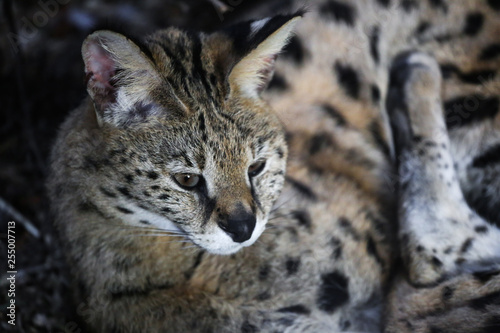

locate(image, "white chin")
(195, 220), (266, 255)
(200, 232), (262, 255)
(206, 244), (244, 255)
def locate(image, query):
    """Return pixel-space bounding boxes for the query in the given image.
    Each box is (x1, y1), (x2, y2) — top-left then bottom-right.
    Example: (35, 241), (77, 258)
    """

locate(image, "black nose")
(218, 211), (256, 243)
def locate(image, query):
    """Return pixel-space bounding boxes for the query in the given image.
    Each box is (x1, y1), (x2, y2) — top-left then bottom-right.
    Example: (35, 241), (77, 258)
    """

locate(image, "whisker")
(154, 240), (193, 244)
(181, 245), (200, 250)
(270, 191), (299, 213)
(132, 233), (186, 237)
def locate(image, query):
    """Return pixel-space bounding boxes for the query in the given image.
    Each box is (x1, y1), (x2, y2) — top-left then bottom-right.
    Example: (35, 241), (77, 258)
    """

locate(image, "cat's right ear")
(225, 13), (302, 99)
(82, 31), (161, 126)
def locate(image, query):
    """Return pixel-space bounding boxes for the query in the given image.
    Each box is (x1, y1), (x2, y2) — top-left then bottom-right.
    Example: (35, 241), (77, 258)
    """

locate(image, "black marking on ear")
(317, 271), (350, 313)
(375, 0), (390, 7)
(226, 13), (304, 58)
(444, 96), (499, 129)
(267, 74), (288, 92)
(401, 0), (418, 11)
(320, 104), (347, 126)
(442, 286), (454, 301)
(100, 187), (117, 198)
(277, 305), (310, 315)
(369, 121), (391, 160)
(428, 0), (448, 13)
(469, 291), (500, 311)
(282, 35), (306, 65)
(285, 257), (301, 275)
(472, 144), (500, 168)
(241, 321), (258, 333)
(478, 43), (500, 60)
(319, 1), (355, 26)
(487, 0), (500, 10)
(116, 206), (134, 214)
(334, 62), (360, 99)
(285, 177), (318, 201)
(369, 26), (380, 64)
(126, 102), (156, 125)
(463, 13), (484, 36)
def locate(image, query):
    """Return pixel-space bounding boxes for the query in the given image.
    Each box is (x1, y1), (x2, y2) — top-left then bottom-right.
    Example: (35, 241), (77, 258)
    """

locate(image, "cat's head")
(81, 14), (301, 254)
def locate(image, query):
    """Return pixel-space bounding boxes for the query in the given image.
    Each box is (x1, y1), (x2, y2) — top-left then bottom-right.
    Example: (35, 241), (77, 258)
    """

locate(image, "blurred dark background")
(0, 0), (274, 331)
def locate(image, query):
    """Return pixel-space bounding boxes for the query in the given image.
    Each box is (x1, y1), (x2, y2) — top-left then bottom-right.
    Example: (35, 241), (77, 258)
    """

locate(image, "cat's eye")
(173, 173), (200, 189)
(248, 160), (266, 177)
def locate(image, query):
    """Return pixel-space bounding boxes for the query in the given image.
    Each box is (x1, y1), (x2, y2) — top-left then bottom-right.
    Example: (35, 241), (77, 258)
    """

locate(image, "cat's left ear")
(227, 13), (302, 99)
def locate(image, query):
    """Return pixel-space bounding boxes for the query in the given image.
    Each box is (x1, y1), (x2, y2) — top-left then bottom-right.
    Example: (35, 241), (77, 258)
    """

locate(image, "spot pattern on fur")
(317, 271), (350, 313)
(47, 2), (500, 332)
(334, 62), (361, 99)
(282, 36), (306, 65)
(444, 96), (499, 129)
(463, 13), (484, 36)
(479, 44), (500, 60)
(318, 0), (356, 26)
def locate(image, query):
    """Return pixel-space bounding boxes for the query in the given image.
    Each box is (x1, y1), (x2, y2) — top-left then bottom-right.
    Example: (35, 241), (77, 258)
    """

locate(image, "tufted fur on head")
(83, 14), (302, 127)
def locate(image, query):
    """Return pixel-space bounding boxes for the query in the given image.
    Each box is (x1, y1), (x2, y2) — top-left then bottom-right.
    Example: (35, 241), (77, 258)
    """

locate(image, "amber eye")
(173, 173), (200, 188)
(248, 160), (266, 177)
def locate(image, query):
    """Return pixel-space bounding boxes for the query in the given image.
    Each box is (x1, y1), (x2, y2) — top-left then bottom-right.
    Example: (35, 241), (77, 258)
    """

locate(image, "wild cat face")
(82, 15), (300, 254)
